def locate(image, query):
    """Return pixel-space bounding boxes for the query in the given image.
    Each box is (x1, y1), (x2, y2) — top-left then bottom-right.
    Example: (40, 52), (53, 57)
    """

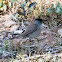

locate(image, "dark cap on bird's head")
(35, 18), (44, 22)
(34, 18), (44, 24)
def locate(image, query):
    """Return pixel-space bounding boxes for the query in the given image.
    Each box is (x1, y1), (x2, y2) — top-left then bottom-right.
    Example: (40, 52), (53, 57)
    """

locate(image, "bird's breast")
(28, 28), (41, 39)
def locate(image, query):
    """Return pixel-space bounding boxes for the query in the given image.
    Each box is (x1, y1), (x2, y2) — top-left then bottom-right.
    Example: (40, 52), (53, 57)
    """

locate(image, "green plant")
(56, 2), (62, 14)
(0, 0), (6, 11)
(46, 2), (62, 27)
(0, 40), (18, 58)
(0, 0), (18, 13)
(47, 2), (62, 17)
(17, 0), (37, 17)
(1, 41), (14, 52)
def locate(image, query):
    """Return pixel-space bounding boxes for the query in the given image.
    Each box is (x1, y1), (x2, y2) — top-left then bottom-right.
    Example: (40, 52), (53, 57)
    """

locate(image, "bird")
(19, 18), (43, 39)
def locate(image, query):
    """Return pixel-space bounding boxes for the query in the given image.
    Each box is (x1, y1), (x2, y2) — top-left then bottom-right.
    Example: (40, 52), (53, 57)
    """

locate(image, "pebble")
(4, 20), (16, 27)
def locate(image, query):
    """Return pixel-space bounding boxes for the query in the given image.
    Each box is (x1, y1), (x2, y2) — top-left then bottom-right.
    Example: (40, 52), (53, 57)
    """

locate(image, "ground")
(0, 14), (62, 62)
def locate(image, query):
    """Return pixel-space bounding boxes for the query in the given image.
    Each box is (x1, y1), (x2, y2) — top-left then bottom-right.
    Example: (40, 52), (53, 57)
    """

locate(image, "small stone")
(58, 29), (62, 36)
(4, 20), (16, 27)
(43, 32), (47, 35)
(10, 25), (18, 32)
(13, 30), (23, 34)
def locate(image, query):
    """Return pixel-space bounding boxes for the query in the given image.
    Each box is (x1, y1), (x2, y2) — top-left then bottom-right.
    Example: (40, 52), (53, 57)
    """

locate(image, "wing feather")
(21, 23), (38, 37)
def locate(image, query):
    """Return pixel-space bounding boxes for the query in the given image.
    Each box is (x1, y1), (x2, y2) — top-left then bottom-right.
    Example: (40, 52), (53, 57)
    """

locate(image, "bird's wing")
(21, 23), (38, 37)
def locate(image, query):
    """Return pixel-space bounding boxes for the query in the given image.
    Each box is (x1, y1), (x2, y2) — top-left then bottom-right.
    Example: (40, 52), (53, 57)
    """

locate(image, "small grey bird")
(20, 18), (43, 39)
